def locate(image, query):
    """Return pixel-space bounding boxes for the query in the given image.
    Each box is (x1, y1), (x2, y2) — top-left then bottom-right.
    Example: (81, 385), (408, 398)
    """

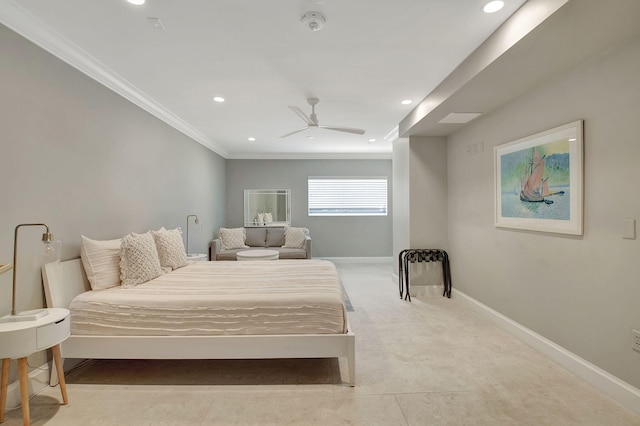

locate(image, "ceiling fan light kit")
(301, 11), (326, 32)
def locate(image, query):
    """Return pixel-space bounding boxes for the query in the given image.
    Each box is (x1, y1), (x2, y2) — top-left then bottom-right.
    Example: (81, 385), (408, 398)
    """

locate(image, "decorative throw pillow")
(283, 226), (310, 249)
(120, 232), (163, 288)
(152, 227), (188, 270)
(80, 235), (122, 290)
(264, 212), (273, 224)
(218, 227), (249, 251)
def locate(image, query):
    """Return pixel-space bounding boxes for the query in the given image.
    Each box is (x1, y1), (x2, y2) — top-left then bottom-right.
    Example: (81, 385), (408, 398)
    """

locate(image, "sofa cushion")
(266, 227), (285, 247)
(278, 247), (308, 259)
(245, 227), (267, 247)
(216, 247), (306, 261)
(216, 248), (247, 261)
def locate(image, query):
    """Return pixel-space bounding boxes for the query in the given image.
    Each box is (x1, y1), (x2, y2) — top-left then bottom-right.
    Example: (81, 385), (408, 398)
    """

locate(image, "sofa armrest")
(210, 238), (221, 261)
(305, 235), (312, 259)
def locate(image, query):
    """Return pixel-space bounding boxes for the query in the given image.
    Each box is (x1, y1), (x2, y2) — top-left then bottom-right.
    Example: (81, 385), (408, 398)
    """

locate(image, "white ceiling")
(0, 0), (528, 159)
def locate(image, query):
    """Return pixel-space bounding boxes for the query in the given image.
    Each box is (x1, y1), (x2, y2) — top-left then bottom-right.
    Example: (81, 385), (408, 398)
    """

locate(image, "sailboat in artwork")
(520, 147), (564, 205)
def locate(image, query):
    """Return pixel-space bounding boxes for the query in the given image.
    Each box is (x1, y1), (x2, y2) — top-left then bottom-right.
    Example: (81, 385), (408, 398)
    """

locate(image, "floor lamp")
(0, 223), (61, 323)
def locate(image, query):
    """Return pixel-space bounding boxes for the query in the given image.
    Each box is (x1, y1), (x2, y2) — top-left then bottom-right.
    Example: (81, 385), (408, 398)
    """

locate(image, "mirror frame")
(244, 189), (291, 227)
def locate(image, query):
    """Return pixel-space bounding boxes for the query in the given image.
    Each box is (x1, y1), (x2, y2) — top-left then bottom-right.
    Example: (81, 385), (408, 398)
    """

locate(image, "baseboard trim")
(3, 362), (50, 412)
(452, 288), (640, 416)
(319, 257), (393, 264)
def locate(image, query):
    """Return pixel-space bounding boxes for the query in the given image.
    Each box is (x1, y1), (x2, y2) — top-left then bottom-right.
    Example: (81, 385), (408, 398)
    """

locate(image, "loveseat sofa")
(210, 226), (311, 261)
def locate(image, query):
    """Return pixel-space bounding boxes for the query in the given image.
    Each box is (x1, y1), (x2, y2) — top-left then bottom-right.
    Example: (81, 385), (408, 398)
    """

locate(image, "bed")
(41, 258), (355, 386)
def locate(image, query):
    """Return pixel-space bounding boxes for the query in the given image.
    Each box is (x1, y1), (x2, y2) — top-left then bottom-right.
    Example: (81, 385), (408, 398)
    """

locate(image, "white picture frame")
(494, 120), (584, 235)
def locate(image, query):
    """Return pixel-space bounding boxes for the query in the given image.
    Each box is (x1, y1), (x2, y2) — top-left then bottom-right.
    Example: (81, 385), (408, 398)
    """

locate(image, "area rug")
(343, 287), (354, 312)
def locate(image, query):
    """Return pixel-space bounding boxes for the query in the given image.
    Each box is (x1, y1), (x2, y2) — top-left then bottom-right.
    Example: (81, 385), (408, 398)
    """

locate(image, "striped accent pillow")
(80, 235), (122, 290)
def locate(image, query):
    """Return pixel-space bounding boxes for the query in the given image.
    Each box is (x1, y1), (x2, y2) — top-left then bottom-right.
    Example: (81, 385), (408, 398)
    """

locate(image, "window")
(308, 177), (388, 216)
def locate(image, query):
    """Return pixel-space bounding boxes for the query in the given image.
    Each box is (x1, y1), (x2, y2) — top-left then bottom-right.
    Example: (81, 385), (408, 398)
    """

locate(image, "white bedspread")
(69, 260), (347, 336)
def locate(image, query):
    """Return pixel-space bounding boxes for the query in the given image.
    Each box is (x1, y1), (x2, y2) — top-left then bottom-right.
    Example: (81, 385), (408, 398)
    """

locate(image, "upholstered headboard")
(42, 259), (91, 309)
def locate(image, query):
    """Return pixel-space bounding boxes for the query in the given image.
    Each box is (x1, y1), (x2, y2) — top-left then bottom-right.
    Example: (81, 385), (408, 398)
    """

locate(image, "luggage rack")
(398, 249), (452, 301)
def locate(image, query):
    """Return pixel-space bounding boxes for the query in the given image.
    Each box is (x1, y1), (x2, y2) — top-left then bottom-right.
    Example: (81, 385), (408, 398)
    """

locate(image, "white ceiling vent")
(438, 112), (482, 124)
(146, 17), (165, 30)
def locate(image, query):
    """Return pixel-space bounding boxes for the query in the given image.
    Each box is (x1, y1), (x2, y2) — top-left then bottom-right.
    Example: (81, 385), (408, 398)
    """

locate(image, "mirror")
(244, 189), (291, 227)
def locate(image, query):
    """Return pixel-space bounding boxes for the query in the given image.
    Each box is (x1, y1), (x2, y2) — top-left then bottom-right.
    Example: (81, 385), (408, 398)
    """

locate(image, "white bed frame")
(41, 259), (355, 386)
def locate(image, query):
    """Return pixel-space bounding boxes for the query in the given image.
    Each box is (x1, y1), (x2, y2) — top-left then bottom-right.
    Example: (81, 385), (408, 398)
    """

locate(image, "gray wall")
(443, 34), (640, 388)
(392, 138), (410, 275)
(409, 137), (448, 250)
(392, 136), (448, 280)
(0, 23), (226, 379)
(226, 159), (393, 257)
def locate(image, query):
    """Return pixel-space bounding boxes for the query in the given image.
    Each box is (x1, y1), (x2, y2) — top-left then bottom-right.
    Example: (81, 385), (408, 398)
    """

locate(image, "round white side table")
(0, 308), (70, 426)
(236, 249), (280, 261)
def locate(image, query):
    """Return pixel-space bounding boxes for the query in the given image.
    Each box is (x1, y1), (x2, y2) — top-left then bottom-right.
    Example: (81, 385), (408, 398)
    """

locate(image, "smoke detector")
(301, 11), (326, 32)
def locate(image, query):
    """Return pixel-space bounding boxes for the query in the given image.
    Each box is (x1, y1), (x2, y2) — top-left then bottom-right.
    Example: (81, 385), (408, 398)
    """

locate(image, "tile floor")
(3, 260), (640, 425)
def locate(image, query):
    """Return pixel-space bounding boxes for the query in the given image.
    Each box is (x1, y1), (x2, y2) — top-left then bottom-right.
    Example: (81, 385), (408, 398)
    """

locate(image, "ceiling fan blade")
(279, 127), (308, 138)
(288, 106), (314, 125)
(319, 125), (366, 135)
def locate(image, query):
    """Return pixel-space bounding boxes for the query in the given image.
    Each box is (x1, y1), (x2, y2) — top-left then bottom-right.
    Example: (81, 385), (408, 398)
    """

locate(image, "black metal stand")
(398, 249), (452, 301)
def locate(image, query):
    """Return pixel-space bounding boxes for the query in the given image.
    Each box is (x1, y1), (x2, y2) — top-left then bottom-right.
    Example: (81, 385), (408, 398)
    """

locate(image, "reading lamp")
(0, 223), (60, 323)
(186, 214), (200, 257)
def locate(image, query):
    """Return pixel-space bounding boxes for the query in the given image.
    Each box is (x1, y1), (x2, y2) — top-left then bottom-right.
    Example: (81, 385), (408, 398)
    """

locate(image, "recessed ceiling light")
(213, 96), (225, 103)
(306, 136), (315, 140)
(248, 137), (256, 142)
(126, 0), (145, 5)
(483, 1), (504, 13)
(401, 100), (412, 105)
(368, 138), (376, 143)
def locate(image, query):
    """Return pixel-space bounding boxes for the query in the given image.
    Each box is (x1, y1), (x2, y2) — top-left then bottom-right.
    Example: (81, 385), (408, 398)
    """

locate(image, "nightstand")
(0, 308), (70, 426)
(186, 253), (208, 261)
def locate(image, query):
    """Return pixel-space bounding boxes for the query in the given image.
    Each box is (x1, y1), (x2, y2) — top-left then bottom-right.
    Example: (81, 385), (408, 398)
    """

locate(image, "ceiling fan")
(280, 98), (366, 138)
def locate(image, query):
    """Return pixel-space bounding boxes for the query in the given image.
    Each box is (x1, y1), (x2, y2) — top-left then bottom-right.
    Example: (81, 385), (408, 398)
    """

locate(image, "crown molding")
(0, 0), (230, 158)
(384, 125), (399, 142)
(227, 152), (392, 160)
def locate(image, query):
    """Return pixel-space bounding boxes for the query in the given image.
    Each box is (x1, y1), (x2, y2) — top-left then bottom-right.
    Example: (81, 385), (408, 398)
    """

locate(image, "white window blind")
(308, 177), (388, 216)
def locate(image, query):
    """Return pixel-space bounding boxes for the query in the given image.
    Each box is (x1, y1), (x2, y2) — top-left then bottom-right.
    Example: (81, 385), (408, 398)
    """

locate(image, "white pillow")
(264, 212), (273, 224)
(152, 227), (188, 270)
(120, 232), (163, 288)
(80, 235), (122, 290)
(283, 226), (309, 249)
(218, 227), (249, 250)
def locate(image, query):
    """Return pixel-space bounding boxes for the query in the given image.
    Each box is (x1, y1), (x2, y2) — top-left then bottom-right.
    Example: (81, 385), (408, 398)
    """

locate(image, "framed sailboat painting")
(494, 120), (584, 235)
